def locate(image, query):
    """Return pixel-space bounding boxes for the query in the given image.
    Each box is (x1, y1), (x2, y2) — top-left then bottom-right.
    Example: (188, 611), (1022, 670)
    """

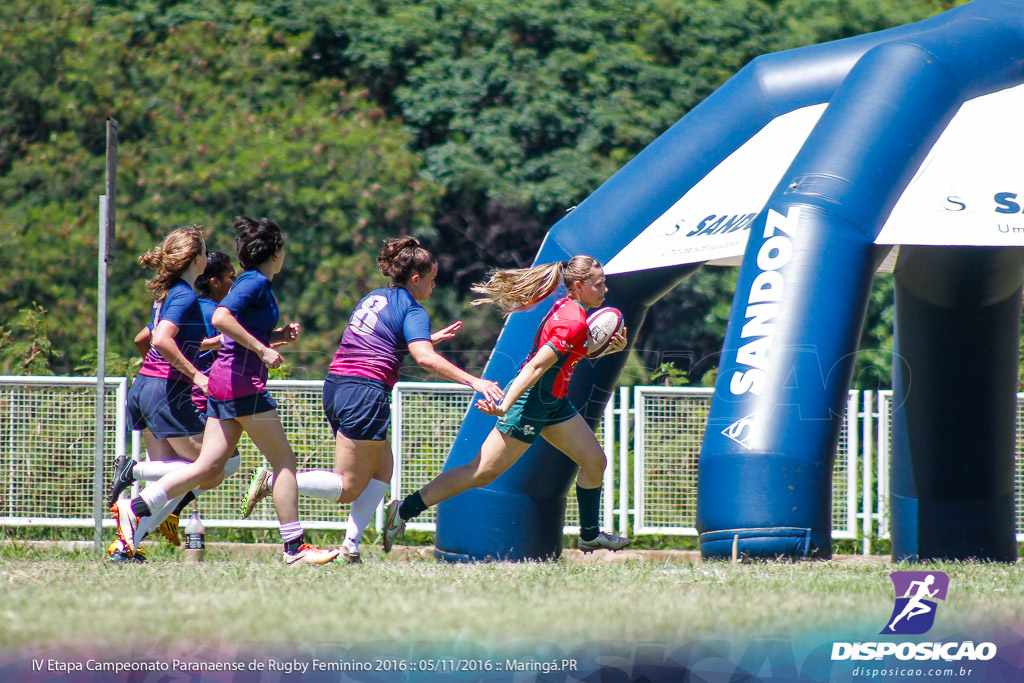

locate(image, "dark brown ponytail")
(377, 237), (436, 286)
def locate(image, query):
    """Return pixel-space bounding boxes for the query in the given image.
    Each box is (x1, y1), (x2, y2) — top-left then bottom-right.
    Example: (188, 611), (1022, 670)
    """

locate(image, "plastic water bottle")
(184, 511), (205, 563)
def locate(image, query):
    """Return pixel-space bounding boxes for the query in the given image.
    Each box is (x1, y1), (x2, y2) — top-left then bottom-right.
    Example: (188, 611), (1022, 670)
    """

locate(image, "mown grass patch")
(2, 545), (1021, 651)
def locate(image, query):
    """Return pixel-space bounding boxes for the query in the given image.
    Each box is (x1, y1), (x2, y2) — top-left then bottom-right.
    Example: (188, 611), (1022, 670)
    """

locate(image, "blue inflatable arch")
(434, 0), (1024, 562)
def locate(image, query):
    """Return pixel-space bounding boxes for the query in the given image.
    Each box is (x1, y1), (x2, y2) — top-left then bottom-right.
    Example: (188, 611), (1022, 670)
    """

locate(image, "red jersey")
(525, 296), (589, 398)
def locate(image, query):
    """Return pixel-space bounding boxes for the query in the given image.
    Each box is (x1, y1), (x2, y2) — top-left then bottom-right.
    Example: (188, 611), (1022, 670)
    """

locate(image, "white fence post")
(861, 390), (874, 556)
(390, 383), (403, 513)
(618, 386), (630, 537)
(876, 391), (892, 542)
(843, 390), (860, 542)
(602, 392), (616, 530)
(632, 386), (643, 538)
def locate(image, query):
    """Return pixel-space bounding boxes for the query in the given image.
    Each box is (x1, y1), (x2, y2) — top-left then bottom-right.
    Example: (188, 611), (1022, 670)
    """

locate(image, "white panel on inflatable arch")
(603, 82), (1024, 276)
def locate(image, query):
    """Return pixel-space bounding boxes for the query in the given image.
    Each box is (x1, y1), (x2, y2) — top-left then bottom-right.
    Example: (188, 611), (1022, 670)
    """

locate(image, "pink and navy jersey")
(207, 270), (278, 400)
(525, 296), (589, 399)
(138, 279), (206, 383)
(328, 287), (431, 389)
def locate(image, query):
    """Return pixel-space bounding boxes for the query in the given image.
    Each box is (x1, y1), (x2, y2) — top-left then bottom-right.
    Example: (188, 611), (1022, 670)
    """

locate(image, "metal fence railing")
(628, 387), (859, 539)
(3, 375), (1022, 551)
(0, 376), (126, 527)
(391, 383), (614, 535)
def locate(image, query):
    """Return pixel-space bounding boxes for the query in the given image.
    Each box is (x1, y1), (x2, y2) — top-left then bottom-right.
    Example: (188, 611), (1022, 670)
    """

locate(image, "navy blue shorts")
(126, 375), (206, 439)
(323, 375), (391, 441)
(207, 391), (278, 421)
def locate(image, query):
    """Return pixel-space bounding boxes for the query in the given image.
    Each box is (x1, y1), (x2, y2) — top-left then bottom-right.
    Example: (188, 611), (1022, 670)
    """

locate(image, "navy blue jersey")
(193, 297), (219, 373)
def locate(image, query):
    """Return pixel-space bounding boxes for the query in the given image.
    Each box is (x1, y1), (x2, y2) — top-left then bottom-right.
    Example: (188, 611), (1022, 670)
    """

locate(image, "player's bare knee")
(332, 471), (366, 504)
(200, 471), (225, 489)
(197, 466), (225, 489)
(583, 453), (606, 478)
(473, 466), (502, 486)
(337, 487), (360, 504)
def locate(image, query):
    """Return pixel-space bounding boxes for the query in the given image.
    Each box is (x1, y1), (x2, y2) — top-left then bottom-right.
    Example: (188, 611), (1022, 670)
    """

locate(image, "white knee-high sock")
(136, 493), (184, 539)
(345, 478), (389, 552)
(295, 470), (344, 502)
(139, 484), (168, 513)
(137, 454), (239, 485)
(134, 459), (189, 481)
(223, 454), (241, 479)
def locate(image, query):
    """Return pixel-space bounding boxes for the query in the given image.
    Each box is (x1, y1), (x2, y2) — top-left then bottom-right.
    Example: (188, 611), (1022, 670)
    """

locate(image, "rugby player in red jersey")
(382, 255), (630, 553)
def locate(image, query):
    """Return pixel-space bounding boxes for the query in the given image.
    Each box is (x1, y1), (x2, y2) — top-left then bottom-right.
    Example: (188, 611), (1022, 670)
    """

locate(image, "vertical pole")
(94, 198), (108, 554)
(632, 387), (643, 536)
(846, 391), (860, 540)
(877, 393), (889, 543)
(386, 385), (403, 533)
(115, 379), (127, 462)
(862, 390), (874, 556)
(94, 119), (118, 555)
(602, 392), (615, 530)
(105, 119), (118, 264)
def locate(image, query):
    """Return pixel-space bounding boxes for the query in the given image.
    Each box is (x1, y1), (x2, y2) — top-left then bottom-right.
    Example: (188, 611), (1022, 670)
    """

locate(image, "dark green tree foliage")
(0, 304), (60, 375)
(2, 0), (966, 384)
(287, 0), (958, 385)
(1, 1), (439, 375)
(300, 0), (783, 286)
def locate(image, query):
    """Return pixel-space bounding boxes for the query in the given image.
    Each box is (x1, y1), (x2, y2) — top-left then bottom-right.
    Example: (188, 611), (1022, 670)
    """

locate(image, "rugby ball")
(586, 307), (624, 358)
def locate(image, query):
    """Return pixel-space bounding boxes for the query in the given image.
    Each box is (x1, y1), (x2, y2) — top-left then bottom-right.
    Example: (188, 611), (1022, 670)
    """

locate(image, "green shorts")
(496, 384), (578, 444)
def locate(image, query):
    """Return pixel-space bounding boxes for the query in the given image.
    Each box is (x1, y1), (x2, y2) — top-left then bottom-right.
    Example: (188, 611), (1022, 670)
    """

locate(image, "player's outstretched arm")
(431, 320), (462, 344)
(270, 321), (300, 346)
(408, 340), (502, 403)
(477, 345), (557, 417)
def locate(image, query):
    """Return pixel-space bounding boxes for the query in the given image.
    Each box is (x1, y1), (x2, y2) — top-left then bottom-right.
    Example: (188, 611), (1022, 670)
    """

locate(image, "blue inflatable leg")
(890, 247), (1022, 562)
(697, 36), (971, 560)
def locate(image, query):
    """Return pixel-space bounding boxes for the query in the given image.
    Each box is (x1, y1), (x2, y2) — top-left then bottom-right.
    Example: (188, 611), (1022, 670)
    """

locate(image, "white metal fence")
(0, 376), (126, 527)
(626, 387), (859, 540)
(2, 376), (1023, 550)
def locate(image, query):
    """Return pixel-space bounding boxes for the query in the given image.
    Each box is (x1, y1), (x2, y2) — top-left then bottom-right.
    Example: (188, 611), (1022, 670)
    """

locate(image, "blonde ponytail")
(138, 225), (205, 302)
(471, 255), (601, 313)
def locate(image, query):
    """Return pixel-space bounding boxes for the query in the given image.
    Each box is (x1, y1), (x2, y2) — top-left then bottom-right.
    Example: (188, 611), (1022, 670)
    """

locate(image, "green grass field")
(2, 542), (1022, 653)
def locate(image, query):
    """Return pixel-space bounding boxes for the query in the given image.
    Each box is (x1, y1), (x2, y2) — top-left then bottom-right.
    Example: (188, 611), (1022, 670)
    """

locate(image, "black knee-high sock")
(172, 491), (196, 517)
(130, 498), (152, 518)
(576, 485), (602, 542)
(399, 490), (428, 522)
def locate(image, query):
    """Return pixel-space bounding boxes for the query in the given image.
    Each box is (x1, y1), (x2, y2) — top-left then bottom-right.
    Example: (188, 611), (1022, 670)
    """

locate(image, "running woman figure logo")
(881, 571), (949, 635)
